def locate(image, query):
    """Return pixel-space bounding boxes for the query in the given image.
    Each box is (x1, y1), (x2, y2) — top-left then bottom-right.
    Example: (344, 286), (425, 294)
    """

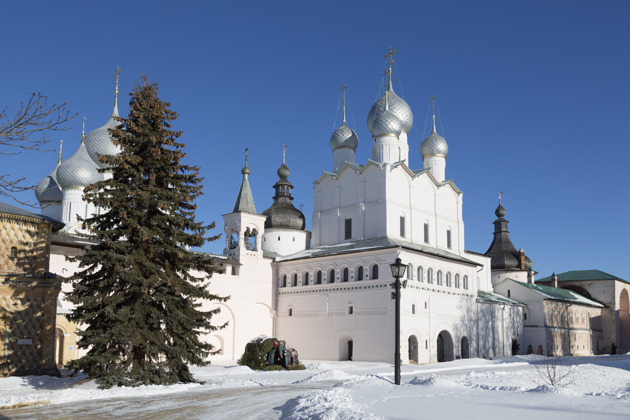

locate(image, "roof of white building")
(275, 236), (480, 266)
(500, 278), (604, 307)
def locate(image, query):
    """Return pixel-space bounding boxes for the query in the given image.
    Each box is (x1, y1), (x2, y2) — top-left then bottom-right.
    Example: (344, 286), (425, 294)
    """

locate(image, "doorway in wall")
(461, 336), (470, 359)
(408, 335), (418, 363)
(437, 331), (454, 362)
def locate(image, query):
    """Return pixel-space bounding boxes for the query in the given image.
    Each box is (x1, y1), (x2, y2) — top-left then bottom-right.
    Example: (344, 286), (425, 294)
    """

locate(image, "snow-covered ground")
(1, 355), (630, 419)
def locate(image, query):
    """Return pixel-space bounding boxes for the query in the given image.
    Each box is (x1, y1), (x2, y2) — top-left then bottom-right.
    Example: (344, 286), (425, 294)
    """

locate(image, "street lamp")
(390, 257), (406, 385)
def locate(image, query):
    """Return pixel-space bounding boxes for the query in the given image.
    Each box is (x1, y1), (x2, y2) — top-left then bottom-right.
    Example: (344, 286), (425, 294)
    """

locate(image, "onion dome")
(261, 148), (306, 230)
(35, 154), (63, 203)
(57, 130), (104, 189)
(85, 68), (122, 168)
(485, 199), (533, 271)
(367, 86), (413, 135)
(421, 115), (448, 158)
(370, 105), (403, 139)
(330, 123), (358, 151)
(330, 85), (359, 151)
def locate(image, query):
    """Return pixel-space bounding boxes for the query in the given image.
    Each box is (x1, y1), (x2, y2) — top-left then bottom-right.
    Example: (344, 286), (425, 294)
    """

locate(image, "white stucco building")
(36, 54), (628, 366)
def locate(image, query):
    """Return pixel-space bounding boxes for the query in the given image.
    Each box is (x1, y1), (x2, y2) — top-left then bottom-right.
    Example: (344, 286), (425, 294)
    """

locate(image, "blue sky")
(2, 1), (629, 280)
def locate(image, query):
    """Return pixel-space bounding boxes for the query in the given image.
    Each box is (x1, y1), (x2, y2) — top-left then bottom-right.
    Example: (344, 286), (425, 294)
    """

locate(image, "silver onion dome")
(420, 118), (448, 158)
(370, 108), (403, 139)
(35, 161), (63, 203)
(367, 87), (413, 134)
(85, 111), (121, 168)
(57, 140), (104, 188)
(330, 123), (359, 151)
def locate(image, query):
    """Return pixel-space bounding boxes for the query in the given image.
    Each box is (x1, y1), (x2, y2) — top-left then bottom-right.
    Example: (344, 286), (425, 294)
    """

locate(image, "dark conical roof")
(485, 201), (532, 270)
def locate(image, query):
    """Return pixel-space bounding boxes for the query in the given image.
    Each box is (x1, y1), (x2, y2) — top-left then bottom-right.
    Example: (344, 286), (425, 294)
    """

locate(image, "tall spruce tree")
(66, 77), (226, 388)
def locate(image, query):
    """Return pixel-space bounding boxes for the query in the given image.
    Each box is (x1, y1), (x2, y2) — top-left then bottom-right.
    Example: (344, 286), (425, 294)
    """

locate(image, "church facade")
(35, 54), (625, 366)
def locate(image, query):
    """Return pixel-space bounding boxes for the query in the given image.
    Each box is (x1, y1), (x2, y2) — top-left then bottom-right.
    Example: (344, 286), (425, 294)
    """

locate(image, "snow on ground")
(1, 355), (630, 419)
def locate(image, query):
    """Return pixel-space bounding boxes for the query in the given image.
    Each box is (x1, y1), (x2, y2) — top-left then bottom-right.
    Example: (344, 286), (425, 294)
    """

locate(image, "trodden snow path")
(1, 355), (630, 419)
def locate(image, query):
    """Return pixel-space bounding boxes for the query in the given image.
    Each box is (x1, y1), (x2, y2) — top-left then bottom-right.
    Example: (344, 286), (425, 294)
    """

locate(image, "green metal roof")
(511, 279), (604, 307)
(537, 270), (627, 284)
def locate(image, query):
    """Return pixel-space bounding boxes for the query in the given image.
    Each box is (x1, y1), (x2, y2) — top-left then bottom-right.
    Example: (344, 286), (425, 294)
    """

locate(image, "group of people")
(526, 344), (544, 355)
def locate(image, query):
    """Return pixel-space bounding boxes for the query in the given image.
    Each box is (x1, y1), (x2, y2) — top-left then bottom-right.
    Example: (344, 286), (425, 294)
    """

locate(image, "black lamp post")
(390, 256), (406, 385)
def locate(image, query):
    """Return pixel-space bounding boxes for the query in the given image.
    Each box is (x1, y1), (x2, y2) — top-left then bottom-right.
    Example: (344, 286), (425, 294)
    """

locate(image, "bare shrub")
(535, 356), (576, 387)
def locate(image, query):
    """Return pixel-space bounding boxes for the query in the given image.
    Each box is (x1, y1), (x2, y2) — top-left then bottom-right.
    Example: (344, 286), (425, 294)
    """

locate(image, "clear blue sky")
(2, 1), (629, 281)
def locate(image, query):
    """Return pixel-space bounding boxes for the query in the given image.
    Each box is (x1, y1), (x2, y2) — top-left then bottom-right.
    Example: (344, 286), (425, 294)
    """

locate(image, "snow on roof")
(506, 279), (604, 307)
(477, 290), (524, 306)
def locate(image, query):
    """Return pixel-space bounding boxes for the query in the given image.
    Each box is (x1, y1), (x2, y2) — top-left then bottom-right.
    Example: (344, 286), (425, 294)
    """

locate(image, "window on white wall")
(282, 275), (287, 288)
(424, 222), (429, 243)
(463, 275), (469, 290)
(437, 270), (443, 286)
(329, 269), (335, 283)
(447, 228), (452, 249)
(343, 267), (349, 282)
(292, 273), (297, 287)
(357, 266), (364, 281)
(418, 266), (423, 282)
(347, 305), (354, 315)
(345, 218), (352, 240)
(304, 272), (309, 285)
(316, 270), (322, 284)
(400, 216), (406, 238)
(427, 268), (433, 284)
(455, 274), (460, 288)
(372, 264), (379, 280)
(446, 272), (452, 287)
(407, 264), (413, 280)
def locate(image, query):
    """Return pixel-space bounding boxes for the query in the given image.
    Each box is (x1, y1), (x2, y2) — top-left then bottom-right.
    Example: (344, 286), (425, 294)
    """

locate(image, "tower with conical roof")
(261, 146), (311, 256)
(223, 149), (268, 263)
(330, 85), (359, 173)
(484, 193), (534, 286)
(421, 96), (449, 183)
(367, 47), (413, 166)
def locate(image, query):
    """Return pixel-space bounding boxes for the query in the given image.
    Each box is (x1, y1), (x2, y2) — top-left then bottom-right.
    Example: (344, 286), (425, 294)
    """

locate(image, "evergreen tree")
(66, 77), (226, 388)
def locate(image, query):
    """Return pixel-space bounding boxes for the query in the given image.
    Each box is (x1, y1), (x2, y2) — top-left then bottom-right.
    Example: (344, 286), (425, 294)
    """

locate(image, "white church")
(35, 53), (629, 367)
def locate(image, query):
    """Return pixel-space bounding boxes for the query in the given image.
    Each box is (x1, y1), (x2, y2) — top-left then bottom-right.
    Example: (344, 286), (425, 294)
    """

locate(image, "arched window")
(446, 227), (452, 249)
(424, 221), (430, 243)
(455, 274), (460, 288)
(343, 267), (349, 282)
(463, 275), (469, 290)
(446, 272), (452, 287)
(357, 266), (364, 281)
(437, 270), (443, 286)
(407, 264), (413, 280)
(9, 246), (17, 258)
(282, 275), (287, 288)
(303, 272), (309, 285)
(417, 266), (423, 282)
(316, 270), (322, 285)
(427, 268), (433, 284)
(292, 273), (297, 287)
(372, 264), (379, 280)
(329, 269), (335, 283)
